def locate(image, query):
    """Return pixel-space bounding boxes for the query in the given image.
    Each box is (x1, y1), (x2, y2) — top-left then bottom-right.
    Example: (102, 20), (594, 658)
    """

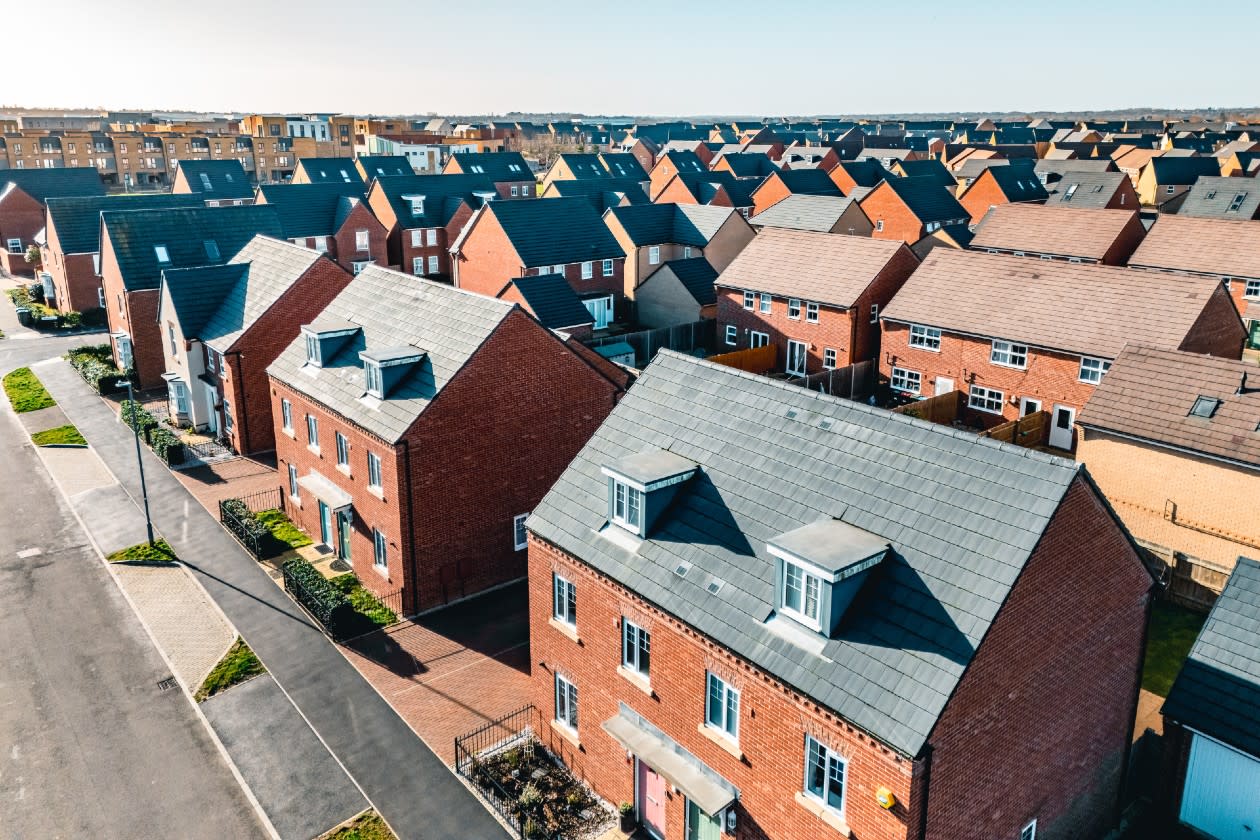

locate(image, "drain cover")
(157, 676), (178, 692)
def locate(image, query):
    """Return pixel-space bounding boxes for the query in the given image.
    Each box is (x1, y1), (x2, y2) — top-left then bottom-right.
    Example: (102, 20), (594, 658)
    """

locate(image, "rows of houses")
(4, 126), (1259, 837)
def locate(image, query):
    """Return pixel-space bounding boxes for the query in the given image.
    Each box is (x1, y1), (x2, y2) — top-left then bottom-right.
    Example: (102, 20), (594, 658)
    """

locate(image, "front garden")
(6, 283), (106, 332)
(119, 399), (185, 465)
(31, 424), (86, 446)
(282, 558), (398, 639)
(66, 344), (129, 395)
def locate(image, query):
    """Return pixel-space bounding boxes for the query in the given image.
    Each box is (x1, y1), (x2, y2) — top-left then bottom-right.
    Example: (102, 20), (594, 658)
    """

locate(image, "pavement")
(202, 675), (367, 840)
(0, 341), (267, 839)
(34, 357), (510, 840)
(16, 403), (68, 434)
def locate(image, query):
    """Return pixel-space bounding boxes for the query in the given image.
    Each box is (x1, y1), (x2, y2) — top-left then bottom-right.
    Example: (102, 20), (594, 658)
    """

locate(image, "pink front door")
(638, 760), (667, 839)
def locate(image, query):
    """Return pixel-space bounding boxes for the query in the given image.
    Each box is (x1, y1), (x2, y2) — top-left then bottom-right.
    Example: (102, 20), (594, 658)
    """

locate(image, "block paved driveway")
(342, 582), (532, 765)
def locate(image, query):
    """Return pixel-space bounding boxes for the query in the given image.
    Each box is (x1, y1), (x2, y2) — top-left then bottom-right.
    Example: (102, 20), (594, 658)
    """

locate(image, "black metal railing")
(218, 487), (286, 560)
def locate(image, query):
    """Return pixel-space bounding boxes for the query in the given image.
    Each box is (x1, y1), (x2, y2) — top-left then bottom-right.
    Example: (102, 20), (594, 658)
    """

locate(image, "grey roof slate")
(527, 350), (1082, 756)
(44, 193), (205, 255)
(749, 194), (862, 232)
(161, 264), (249, 339)
(369, 173), (495, 230)
(506, 274), (595, 330)
(546, 179), (650, 210)
(0, 166), (105, 204)
(203, 236), (324, 352)
(606, 203), (734, 247)
(1044, 172), (1132, 208)
(487, 198), (625, 266)
(356, 156), (414, 179)
(447, 151), (532, 183)
(1176, 176), (1260, 220)
(1163, 557), (1260, 756)
(876, 176), (969, 224)
(658, 257), (718, 306)
(257, 182), (367, 238)
(175, 160), (252, 199)
(267, 265), (514, 443)
(296, 158), (365, 184)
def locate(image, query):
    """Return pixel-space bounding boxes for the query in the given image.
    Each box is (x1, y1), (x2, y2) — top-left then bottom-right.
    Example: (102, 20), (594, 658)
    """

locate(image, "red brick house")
(716, 228), (919, 375)
(41, 193), (203, 313)
(747, 168), (843, 216)
(156, 235), (351, 454)
(441, 151), (535, 198)
(956, 163), (1050, 224)
(879, 250), (1246, 448)
(524, 349), (1153, 840)
(266, 265), (627, 614)
(0, 167), (104, 276)
(452, 197), (627, 329)
(100, 205), (284, 389)
(826, 159), (891, 195)
(364, 173), (494, 281)
(969, 204), (1147, 265)
(254, 182), (388, 274)
(495, 274), (595, 339)
(648, 149), (709, 199)
(653, 171), (756, 217)
(858, 176), (970, 246)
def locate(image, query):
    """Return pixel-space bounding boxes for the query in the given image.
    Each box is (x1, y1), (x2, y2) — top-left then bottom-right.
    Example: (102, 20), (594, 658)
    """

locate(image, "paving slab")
(17, 403), (69, 434)
(202, 674), (367, 840)
(112, 562), (237, 690)
(36, 443), (116, 496)
(68, 483), (155, 555)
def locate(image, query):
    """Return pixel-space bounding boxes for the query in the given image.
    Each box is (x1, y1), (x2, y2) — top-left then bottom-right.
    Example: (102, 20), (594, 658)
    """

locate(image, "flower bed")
(472, 738), (607, 839)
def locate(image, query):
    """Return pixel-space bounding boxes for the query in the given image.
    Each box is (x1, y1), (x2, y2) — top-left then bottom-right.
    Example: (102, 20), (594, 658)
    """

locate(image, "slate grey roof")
(599, 153), (648, 181)
(1176, 176), (1260, 220)
(1163, 557), (1260, 757)
(506, 274), (595, 331)
(768, 168), (843, 197)
(296, 158), (364, 184)
(102, 205), (285, 292)
(527, 350), (1082, 757)
(44, 193), (204, 255)
(267, 265), (514, 443)
(607, 203), (734, 248)
(1148, 156), (1219, 186)
(447, 151), (532, 183)
(203, 236), (324, 352)
(175, 160), (252, 199)
(369, 173), (495, 230)
(0, 167), (105, 204)
(161, 264), (249, 338)
(670, 171), (757, 208)
(486, 198), (625, 266)
(831, 159), (891, 189)
(980, 165), (1050, 203)
(658, 257), (718, 306)
(554, 154), (612, 179)
(257, 182), (367, 238)
(749, 194), (862, 232)
(356, 156), (414, 179)
(873, 176), (969, 224)
(546, 179), (649, 210)
(894, 159), (955, 188)
(1043, 172), (1132, 209)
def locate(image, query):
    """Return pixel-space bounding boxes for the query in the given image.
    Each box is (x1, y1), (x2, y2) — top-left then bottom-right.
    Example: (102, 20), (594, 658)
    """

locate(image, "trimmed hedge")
(149, 427), (184, 465)
(282, 557), (351, 629)
(222, 499), (269, 541)
(66, 345), (128, 395)
(120, 399), (158, 432)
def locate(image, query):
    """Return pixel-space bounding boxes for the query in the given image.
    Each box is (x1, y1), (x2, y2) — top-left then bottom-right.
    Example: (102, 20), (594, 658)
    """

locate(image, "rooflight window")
(1063, 184), (1078, 201)
(199, 173), (213, 191)
(1206, 190), (1218, 200)
(224, 173), (234, 182)
(203, 240), (220, 261)
(1229, 192), (1248, 212)
(340, 169), (351, 181)
(154, 245), (171, 265)
(1189, 396), (1221, 419)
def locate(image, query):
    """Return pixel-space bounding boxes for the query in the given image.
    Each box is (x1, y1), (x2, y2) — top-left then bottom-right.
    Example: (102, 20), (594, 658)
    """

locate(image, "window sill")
(288, 495), (302, 509)
(336, 464), (351, 478)
(366, 485), (385, 501)
(989, 361), (1027, 371)
(549, 616), (580, 644)
(549, 720), (580, 749)
(696, 723), (743, 761)
(282, 427), (296, 439)
(617, 666), (653, 697)
(372, 564), (389, 580)
(793, 792), (851, 837)
(307, 445), (321, 456)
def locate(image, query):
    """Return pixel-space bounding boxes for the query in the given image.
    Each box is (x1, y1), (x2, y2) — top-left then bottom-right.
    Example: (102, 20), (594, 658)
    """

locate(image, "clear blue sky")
(20, 0), (1256, 116)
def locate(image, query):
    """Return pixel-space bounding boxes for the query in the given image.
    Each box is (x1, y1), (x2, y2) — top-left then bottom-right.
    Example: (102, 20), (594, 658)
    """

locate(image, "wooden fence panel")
(585, 319), (716, 368)
(978, 410), (1049, 448)
(790, 360), (876, 400)
(708, 344), (778, 374)
(893, 390), (964, 425)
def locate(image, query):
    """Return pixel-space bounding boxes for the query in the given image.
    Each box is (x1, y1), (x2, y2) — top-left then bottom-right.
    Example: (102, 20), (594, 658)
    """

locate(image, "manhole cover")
(157, 676), (178, 692)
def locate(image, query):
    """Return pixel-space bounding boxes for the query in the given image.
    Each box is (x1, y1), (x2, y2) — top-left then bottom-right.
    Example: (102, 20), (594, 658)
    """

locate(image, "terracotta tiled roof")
(1078, 345), (1260, 468)
(715, 227), (912, 308)
(970, 204), (1142, 260)
(1128, 215), (1260, 279)
(880, 250), (1222, 359)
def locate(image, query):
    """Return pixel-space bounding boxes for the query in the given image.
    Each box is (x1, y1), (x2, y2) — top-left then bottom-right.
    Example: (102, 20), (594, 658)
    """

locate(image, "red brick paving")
(173, 453), (283, 515)
(340, 582), (532, 765)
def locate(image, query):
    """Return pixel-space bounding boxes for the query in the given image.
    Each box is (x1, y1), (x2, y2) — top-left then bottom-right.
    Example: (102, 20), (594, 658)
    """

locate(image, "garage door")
(1181, 733), (1260, 839)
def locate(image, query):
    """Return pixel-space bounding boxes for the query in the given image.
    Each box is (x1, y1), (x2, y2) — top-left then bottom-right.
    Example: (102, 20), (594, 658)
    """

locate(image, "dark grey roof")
(718, 153), (778, 178)
(607, 203), (734, 247)
(356, 156), (414, 179)
(296, 158), (364, 184)
(44, 194), (204, 254)
(447, 151), (532, 183)
(101, 205), (284, 292)
(1163, 557), (1260, 757)
(369, 173), (495, 229)
(0, 167), (104, 204)
(528, 350), (1082, 756)
(771, 168), (843, 197)
(658, 257), (717, 306)
(982, 165), (1051, 202)
(546, 179), (649, 210)
(256, 182), (367, 238)
(599, 153), (648, 181)
(485, 198), (624, 266)
(554, 154), (612, 179)
(161, 264), (249, 338)
(831, 159), (892, 188)
(266, 265), (515, 443)
(507, 274), (595, 331)
(672, 171), (757, 208)
(894, 159), (955, 188)
(877, 176), (969, 224)
(1149, 156), (1219, 186)
(1176, 176), (1260, 220)
(175, 160), (252, 199)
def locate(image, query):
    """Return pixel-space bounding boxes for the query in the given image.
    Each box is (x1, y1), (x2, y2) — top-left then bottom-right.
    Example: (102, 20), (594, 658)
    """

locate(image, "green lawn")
(330, 574), (398, 628)
(195, 638), (265, 702)
(31, 424), (86, 446)
(3, 367), (55, 413)
(256, 508), (312, 549)
(322, 812), (396, 840)
(1142, 599), (1207, 697)
(106, 539), (177, 564)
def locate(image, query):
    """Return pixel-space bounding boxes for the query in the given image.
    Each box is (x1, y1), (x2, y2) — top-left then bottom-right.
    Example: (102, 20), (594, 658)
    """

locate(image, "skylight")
(225, 173), (234, 182)
(1189, 396), (1221, 419)
(154, 245), (171, 264)
(1063, 184), (1078, 201)
(1229, 193), (1248, 212)
(199, 173), (213, 191)
(203, 240), (220, 261)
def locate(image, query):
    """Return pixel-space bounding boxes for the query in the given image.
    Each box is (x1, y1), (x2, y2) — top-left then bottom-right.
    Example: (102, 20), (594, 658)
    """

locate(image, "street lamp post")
(117, 379), (156, 546)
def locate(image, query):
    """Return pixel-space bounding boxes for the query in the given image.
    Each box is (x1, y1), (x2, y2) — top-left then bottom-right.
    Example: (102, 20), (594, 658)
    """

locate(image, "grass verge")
(195, 637), (266, 702)
(257, 508), (313, 549)
(1142, 599), (1207, 697)
(330, 573), (398, 628)
(3, 367), (55, 413)
(321, 811), (396, 840)
(31, 424), (87, 446)
(106, 539), (177, 564)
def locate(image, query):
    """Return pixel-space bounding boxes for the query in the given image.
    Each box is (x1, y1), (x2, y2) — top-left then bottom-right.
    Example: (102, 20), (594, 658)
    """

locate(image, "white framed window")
(875, 219), (884, 232)
(743, 291), (755, 310)
(288, 463), (299, 498)
(355, 229), (369, 251)
(1020, 820), (1037, 840)
(823, 348), (837, 369)
(365, 361), (383, 397)
(683, 246), (692, 258)
(909, 324), (941, 351)
(426, 229), (438, 247)
(97, 287), (105, 308)
(313, 236), (328, 253)
(510, 185), (519, 197)
(427, 255), (439, 275)
(1166, 185), (1175, 194)
(335, 431), (350, 467)
(622, 619), (650, 678)
(581, 261), (593, 279)
(705, 672), (739, 740)
(759, 293), (771, 314)
(869, 303), (879, 324)
(782, 560), (822, 627)
(611, 479), (643, 531)
(806, 302), (819, 323)
(1245, 279), (1260, 300)
(553, 264), (564, 275)
(352, 260), (372, 275)
(804, 735), (847, 816)
(725, 325), (737, 346)
(750, 331), (769, 349)
(969, 385), (1004, 414)
(513, 513), (528, 551)
(552, 574), (576, 625)
(413, 256), (425, 275)
(602, 259), (613, 276)
(648, 245), (660, 265)
(5, 237), (21, 252)
(410, 229), (422, 248)
(306, 414), (319, 448)
(367, 451), (382, 489)
(891, 367), (921, 394)
(788, 298), (801, 319)
(990, 340), (1028, 369)
(281, 398), (292, 431)
(554, 673), (578, 731)
(1078, 356), (1111, 384)
(305, 333), (321, 365)
(373, 528), (388, 570)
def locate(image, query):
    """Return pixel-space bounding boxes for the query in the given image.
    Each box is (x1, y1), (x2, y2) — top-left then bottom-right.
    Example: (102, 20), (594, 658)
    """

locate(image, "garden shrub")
(148, 427), (183, 464)
(120, 400), (157, 432)
(67, 345), (127, 394)
(282, 557), (350, 628)
(222, 499), (269, 541)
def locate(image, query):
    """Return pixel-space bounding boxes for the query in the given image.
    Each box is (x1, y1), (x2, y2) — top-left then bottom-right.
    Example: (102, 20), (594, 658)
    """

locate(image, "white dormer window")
(364, 361), (383, 398)
(612, 479), (642, 531)
(404, 194), (425, 215)
(782, 560), (822, 628)
(581, 261), (593, 279)
(313, 236), (328, 253)
(305, 333), (321, 365)
(154, 244), (171, 264)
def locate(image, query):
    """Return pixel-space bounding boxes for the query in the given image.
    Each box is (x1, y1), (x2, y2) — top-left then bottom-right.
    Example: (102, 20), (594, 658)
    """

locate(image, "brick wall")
(398, 203), (474, 281)
(860, 186), (924, 244)
(750, 175), (790, 216)
(453, 208), (524, 297)
(922, 477), (1152, 840)
(43, 217), (102, 313)
(329, 202), (389, 273)
(1176, 284), (1247, 358)
(121, 290), (165, 389)
(958, 172), (1013, 224)
(0, 188), (46, 276)
(528, 535), (917, 840)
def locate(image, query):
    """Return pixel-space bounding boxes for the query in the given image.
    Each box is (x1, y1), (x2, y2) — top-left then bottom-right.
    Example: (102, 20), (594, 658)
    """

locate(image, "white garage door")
(1181, 733), (1260, 839)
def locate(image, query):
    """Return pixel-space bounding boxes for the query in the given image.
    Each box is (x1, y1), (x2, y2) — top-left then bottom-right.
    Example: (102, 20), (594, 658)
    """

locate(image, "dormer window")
(358, 346), (425, 400)
(404, 194), (426, 215)
(305, 333), (321, 365)
(300, 318), (360, 369)
(783, 560), (822, 628)
(601, 449), (696, 537)
(768, 519), (888, 637)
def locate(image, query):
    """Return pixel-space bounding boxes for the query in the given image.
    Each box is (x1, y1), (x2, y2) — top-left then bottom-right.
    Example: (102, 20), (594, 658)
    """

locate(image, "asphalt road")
(0, 335), (267, 839)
